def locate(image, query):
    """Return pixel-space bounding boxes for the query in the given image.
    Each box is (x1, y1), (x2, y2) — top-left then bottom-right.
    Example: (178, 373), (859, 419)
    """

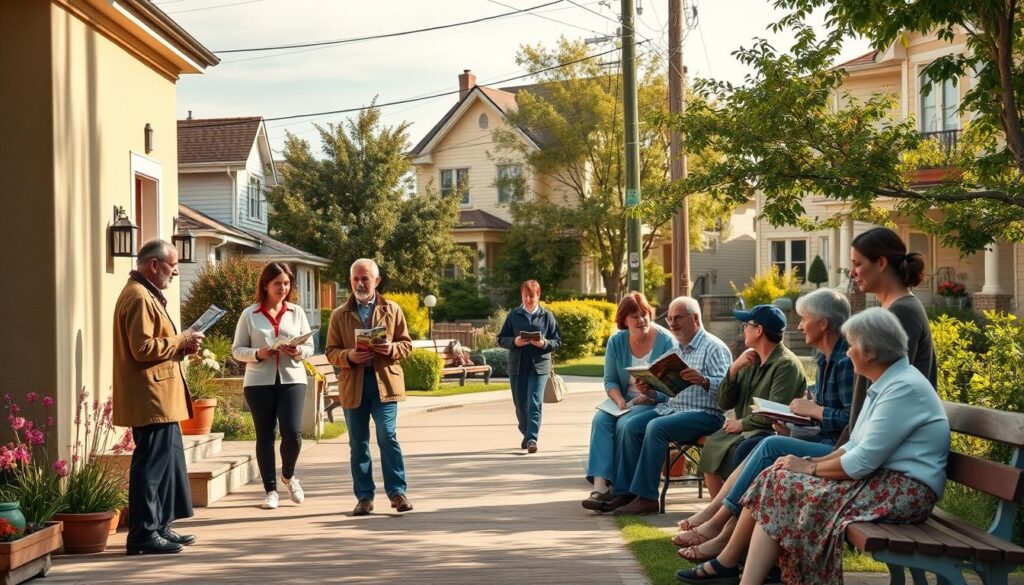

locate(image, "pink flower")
(112, 429), (135, 455)
(9, 417), (25, 430)
(0, 448), (13, 470)
(45, 416), (53, 427)
(26, 429), (44, 446)
(42, 397), (53, 408)
(52, 459), (69, 478)
(13, 445), (30, 465)
(9, 405), (19, 416)
(25, 393), (37, 404)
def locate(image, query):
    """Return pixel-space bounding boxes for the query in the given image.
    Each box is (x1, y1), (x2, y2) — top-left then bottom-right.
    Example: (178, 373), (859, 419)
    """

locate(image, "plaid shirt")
(813, 336), (855, 445)
(655, 328), (733, 418)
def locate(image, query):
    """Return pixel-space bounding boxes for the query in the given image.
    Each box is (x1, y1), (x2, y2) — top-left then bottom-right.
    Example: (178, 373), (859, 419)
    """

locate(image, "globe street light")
(423, 294), (438, 340)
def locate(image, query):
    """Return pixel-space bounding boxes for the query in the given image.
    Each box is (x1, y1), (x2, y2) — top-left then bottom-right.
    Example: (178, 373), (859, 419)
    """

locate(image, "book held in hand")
(519, 330), (542, 341)
(270, 327), (320, 351)
(625, 349), (691, 397)
(595, 398), (632, 418)
(751, 397), (816, 427)
(355, 326), (388, 350)
(187, 305), (227, 334)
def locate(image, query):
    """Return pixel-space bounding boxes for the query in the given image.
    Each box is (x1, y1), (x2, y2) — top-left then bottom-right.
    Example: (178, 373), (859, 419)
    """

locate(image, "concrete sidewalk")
(47, 378), (1016, 584)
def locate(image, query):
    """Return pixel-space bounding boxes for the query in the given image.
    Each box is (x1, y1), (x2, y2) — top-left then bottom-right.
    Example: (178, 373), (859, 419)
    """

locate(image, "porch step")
(186, 442), (258, 508)
(181, 432), (224, 463)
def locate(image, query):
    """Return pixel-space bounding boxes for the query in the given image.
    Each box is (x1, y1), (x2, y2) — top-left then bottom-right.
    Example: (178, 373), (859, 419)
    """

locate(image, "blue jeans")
(510, 371), (549, 443)
(732, 432), (773, 469)
(343, 382), (407, 500)
(586, 404), (656, 482)
(721, 435), (833, 515)
(616, 409), (724, 500)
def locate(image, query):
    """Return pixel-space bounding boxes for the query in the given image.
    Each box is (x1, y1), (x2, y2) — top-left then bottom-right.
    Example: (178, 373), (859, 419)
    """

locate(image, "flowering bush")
(0, 392), (65, 532)
(185, 350), (222, 400)
(937, 280), (967, 297)
(0, 518), (20, 542)
(62, 390), (129, 514)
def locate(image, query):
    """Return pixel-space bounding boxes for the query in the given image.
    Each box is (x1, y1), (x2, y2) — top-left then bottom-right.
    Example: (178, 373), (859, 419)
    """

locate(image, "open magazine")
(187, 305), (227, 334)
(595, 398), (632, 418)
(751, 397), (816, 427)
(270, 327), (320, 351)
(355, 326), (388, 350)
(625, 349), (690, 397)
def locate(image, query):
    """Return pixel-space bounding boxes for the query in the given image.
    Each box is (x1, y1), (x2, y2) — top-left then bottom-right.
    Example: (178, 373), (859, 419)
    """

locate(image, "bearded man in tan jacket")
(113, 240), (203, 555)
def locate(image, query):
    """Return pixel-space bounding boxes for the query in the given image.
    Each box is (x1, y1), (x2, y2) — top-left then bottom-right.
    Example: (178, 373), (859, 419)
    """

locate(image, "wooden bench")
(306, 354), (341, 422)
(846, 400), (1024, 585)
(660, 437), (706, 514)
(410, 339), (492, 386)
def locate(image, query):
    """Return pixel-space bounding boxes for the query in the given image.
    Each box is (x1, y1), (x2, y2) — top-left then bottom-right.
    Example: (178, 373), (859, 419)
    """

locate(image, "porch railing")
(918, 129), (961, 167)
(699, 294), (742, 321)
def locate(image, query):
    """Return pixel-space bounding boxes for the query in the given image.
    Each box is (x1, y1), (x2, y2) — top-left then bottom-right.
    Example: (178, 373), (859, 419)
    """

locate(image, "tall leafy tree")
(666, 0), (1024, 253)
(266, 107), (470, 292)
(492, 38), (734, 300)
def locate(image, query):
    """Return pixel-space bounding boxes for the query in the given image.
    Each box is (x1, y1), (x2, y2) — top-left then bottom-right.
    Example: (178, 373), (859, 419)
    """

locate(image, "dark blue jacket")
(497, 305), (562, 375)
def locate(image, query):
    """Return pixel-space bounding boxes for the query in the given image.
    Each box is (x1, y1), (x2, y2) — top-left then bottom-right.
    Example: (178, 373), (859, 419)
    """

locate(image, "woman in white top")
(232, 263), (314, 510)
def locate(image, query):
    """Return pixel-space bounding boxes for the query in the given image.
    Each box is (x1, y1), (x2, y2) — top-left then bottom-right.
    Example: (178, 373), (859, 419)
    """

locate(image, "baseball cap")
(733, 304), (787, 334)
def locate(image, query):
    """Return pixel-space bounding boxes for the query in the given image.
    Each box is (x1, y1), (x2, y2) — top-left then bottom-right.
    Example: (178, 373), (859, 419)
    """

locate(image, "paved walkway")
(47, 376), (1019, 584)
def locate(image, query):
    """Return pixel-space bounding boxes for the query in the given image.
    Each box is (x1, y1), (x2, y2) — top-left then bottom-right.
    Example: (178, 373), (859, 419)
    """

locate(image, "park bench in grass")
(410, 339), (492, 386)
(846, 400), (1024, 585)
(307, 354), (341, 422)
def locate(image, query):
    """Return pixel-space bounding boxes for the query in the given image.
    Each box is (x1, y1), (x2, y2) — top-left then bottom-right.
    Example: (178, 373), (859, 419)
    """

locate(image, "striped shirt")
(654, 328), (733, 417)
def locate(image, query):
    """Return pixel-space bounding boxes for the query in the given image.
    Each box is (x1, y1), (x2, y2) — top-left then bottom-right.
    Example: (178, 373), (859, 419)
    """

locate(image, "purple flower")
(42, 397), (54, 408)
(52, 459), (69, 478)
(25, 393), (38, 403)
(10, 417), (25, 430)
(45, 416), (53, 427)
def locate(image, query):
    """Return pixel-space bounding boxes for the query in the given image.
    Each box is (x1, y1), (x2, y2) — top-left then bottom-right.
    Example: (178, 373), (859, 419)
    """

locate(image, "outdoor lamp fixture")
(144, 123), (154, 154)
(171, 216), (196, 263)
(110, 205), (139, 258)
(423, 294), (438, 339)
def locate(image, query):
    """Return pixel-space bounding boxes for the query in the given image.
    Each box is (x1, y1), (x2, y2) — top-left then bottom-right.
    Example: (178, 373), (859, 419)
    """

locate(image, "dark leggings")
(244, 379), (306, 493)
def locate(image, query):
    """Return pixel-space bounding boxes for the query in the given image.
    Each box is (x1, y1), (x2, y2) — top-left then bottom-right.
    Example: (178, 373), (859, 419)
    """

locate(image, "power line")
(483, 0), (607, 35)
(214, 0), (565, 54)
(165, 0), (264, 15)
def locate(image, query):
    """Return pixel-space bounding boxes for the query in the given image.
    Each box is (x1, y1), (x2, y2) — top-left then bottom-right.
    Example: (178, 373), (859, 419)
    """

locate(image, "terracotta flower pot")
(180, 398), (218, 435)
(107, 509), (120, 535)
(54, 511), (115, 554)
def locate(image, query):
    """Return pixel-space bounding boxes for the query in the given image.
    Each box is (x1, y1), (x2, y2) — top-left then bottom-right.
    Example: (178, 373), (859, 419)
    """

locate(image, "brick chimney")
(458, 69), (476, 101)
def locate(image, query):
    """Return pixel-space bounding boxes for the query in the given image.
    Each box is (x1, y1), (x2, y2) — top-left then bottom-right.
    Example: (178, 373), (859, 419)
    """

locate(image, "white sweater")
(232, 302), (314, 386)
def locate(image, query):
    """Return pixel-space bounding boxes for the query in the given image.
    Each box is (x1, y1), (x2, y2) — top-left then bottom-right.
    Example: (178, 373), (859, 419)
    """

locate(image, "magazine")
(624, 349), (691, 397)
(595, 398), (632, 418)
(270, 327), (320, 351)
(187, 305), (227, 334)
(751, 397), (816, 427)
(355, 326), (388, 350)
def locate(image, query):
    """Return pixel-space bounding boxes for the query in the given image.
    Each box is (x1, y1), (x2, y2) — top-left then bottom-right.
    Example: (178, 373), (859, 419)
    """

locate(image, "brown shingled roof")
(835, 50), (879, 69)
(456, 209), (511, 231)
(178, 117), (263, 165)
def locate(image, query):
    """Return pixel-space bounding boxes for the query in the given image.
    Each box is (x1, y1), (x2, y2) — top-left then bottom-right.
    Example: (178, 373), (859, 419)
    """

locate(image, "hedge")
(388, 292), (429, 340)
(403, 349), (443, 391)
(545, 300), (605, 360)
(574, 299), (617, 346)
(481, 348), (510, 377)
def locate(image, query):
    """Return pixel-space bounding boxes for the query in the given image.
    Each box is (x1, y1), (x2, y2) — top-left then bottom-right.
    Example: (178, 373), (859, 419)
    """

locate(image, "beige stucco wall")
(49, 3), (183, 451)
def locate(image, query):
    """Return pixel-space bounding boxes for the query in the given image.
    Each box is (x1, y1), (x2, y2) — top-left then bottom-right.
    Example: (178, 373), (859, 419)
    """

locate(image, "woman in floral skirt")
(677, 308), (950, 585)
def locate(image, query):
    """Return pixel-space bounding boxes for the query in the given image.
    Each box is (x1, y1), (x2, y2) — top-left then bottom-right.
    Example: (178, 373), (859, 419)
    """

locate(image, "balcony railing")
(918, 129), (961, 168)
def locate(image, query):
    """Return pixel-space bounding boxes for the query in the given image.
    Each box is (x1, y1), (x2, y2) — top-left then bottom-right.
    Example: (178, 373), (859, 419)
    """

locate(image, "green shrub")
(546, 300), (605, 360)
(388, 292), (429, 339)
(183, 257), (263, 340)
(433, 278), (493, 322)
(403, 349), (443, 391)
(476, 307), (509, 350)
(574, 299), (618, 346)
(807, 255), (829, 288)
(731, 266), (802, 308)
(482, 348), (510, 377)
(212, 403), (255, 440)
(202, 333), (245, 377)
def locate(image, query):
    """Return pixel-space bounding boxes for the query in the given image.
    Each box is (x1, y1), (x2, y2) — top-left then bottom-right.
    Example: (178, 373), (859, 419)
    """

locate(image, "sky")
(165, 0), (871, 156)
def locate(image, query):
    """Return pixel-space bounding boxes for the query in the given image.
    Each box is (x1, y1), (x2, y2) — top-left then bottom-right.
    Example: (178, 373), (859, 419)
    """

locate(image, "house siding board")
(179, 173), (233, 224)
(692, 235), (757, 296)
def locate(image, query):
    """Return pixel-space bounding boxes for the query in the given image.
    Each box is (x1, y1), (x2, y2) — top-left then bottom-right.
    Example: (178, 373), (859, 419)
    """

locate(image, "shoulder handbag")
(544, 371), (567, 404)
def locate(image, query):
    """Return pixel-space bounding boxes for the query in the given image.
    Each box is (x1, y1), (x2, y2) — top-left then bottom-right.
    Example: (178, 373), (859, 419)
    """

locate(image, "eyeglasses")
(741, 321), (760, 330)
(665, 314), (691, 324)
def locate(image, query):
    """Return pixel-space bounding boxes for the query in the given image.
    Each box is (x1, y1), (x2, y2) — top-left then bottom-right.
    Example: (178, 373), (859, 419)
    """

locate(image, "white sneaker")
(284, 477), (304, 504)
(262, 490), (279, 509)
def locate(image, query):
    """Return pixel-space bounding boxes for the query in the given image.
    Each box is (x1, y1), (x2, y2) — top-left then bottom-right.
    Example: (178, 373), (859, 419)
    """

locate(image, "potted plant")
(180, 349), (222, 435)
(0, 393), (66, 582)
(53, 390), (128, 554)
(937, 280), (967, 308)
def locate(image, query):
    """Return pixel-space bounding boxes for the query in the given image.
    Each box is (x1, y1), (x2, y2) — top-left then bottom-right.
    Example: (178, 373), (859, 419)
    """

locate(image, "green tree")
(807, 255), (829, 288)
(492, 38), (735, 300)
(266, 106), (470, 292)
(666, 0), (1024, 254)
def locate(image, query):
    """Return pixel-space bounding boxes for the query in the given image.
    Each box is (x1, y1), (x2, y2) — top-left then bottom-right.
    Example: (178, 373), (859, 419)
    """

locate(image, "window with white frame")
(771, 239), (808, 281)
(248, 177), (263, 219)
(496, 164), (524, 203)
(919, 66), (959, 133)
(440, 168), (470, 206)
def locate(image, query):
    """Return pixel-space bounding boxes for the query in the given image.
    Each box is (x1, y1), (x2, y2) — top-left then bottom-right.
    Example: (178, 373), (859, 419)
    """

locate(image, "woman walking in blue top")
(583, 292), (676, 509)
(497, 280), (562, 453)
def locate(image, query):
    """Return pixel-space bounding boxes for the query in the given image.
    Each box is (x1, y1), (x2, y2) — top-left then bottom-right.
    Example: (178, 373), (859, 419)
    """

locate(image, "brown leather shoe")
(581, 490), (616, 511)
(599, 494), (636, 513)
(526, 441), (538, 454)
(390, 493), (413, 513)
(614, 496), (660, 515)
(352, 499), (374, 516)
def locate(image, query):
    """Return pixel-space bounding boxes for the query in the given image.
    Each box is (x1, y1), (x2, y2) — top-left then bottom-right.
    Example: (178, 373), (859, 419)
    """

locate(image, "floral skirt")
(741, 467), (937, 585)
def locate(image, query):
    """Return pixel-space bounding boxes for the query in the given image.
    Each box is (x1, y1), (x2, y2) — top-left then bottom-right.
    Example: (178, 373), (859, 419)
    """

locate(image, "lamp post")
(423, 294), (437, 340)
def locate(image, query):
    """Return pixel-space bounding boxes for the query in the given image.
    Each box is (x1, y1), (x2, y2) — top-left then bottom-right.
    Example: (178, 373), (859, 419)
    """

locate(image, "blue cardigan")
(603, 324), (677, 399)
(497, 305), (562, 375)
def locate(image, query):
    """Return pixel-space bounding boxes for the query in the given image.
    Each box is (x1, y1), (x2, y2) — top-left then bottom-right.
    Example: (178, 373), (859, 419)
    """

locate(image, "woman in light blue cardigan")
(583, 292), (676, 509)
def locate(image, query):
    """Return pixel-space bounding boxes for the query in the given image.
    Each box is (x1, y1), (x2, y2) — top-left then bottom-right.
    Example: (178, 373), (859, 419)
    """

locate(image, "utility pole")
(621, 0), (644, 295)
(669, 0), (691, 297)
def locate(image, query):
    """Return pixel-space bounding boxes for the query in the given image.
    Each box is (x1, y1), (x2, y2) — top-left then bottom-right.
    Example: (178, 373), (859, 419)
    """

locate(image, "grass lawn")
(408, 381), (511, 397)
(615, 515), (885, 585)
(217, 411), (347, 441)
(556, 355), (604, 377)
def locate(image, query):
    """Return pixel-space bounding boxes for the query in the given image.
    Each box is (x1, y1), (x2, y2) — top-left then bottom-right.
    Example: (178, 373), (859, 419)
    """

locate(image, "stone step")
(181, 432), (224, 463)
(186, 443), (257, 508)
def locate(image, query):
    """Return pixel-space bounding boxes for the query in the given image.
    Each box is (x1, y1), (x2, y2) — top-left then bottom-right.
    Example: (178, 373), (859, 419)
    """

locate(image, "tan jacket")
(112, 278), (193, 427)
(325, 294), (412, 409)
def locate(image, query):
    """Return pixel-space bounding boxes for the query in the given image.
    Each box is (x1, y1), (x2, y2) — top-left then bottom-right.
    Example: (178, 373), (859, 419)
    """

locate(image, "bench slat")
(931, 509), (1024, 563)
(879, 523), (947, 556)
(945, 400), (1024, 447)
(846, 522), (890, 552)
(919, 518), (975, 558)
(946, 452), (1024, 504)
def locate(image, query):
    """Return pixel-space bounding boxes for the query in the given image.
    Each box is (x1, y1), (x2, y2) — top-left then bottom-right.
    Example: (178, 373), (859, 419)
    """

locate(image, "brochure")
(751, 397), (816, 427)
(595, 398), (632, 418)
(270, 327), (320, 350)
(355, 326), (388, 350)
(187, 305), (227, 334)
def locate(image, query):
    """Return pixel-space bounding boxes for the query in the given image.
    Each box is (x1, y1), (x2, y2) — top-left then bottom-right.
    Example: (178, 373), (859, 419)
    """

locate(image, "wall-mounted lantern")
(110, 206), (139, 258)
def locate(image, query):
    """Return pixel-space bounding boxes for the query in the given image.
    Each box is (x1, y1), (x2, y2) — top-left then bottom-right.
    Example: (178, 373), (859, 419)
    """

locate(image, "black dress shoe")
(160, 530), (196, 546)
(126, 536), (184, 556)
(353, 499), (374, 516)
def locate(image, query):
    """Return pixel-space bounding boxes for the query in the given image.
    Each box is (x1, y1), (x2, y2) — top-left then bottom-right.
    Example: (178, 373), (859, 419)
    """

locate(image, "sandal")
(671, 528), (709, 547)
(678, 544), (715, 563)
(677, 517), (705, 531)
(675, 559), (740, 584)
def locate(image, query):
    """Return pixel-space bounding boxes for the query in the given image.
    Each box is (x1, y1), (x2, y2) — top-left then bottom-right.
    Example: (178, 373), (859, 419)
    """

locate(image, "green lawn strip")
(408, 381), (511, 397)
(556, 355), (605, 377)
(616, 514), (886, 584)
(216, 412), (346, 441)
